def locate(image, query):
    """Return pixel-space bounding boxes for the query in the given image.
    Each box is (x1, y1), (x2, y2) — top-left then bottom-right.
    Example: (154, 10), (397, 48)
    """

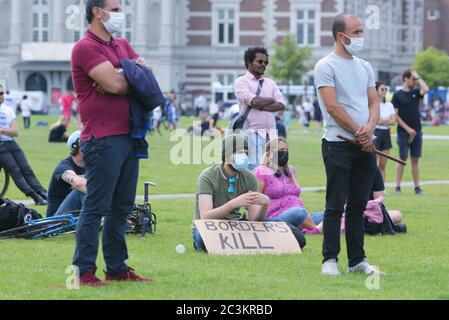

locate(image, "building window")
(427, 9), (440, 20)
(115, 0), (133, 42)
(295, 9), (318, 46)
(217, 9), (236, 45)
(72, 0), (87, 42)
(217, 74), (235, 86)
(32, 0), (50, 42)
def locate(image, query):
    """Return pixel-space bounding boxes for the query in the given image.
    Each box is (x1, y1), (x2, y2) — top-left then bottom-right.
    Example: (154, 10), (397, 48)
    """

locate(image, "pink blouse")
(254, 165), (304, 218)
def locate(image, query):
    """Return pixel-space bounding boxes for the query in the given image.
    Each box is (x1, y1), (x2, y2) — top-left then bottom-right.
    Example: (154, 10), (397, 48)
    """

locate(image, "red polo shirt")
(71, 29), (139, 141)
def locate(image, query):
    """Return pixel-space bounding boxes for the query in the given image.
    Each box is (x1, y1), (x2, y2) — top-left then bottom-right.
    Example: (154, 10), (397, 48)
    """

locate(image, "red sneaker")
(105, 267), (155, 283)
(79, 269), (108, 287)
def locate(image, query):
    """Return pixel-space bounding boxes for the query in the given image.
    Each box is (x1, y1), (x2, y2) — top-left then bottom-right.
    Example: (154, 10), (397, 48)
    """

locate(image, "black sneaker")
(38, 190), (48, 201)
(415, 187), (424, 195)
(30, 192), (47, 206)
(395, 187), (401, 195)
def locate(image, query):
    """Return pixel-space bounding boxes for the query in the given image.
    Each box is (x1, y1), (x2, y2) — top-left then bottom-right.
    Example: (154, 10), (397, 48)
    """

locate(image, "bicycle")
(0, 165), (10, 198)
(127, 182), (157, 239)
(0, 213), (79, 240)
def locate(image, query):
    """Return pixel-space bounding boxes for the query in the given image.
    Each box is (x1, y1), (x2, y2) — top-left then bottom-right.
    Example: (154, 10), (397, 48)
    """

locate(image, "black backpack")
(0, 198), (42, 232)
(364, 203), (407, 236)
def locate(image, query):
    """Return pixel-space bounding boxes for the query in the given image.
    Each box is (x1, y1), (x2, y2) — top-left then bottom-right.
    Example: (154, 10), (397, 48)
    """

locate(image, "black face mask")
(275, 151), (289, 167)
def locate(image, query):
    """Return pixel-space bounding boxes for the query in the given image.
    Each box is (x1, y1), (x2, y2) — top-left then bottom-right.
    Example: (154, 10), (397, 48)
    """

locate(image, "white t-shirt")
(153, 107), (162, 121)
(20, 100), (32, 117)
(376, 102), (396, 130)
(0, 104), (16, 141)
(302, 102), (314, 113)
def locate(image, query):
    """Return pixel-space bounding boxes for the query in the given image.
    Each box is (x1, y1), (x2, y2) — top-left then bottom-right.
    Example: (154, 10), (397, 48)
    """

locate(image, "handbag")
(230, 79), (265, 132)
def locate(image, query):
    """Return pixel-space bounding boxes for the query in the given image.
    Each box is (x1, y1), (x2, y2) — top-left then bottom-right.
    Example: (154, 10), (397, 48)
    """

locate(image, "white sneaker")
(348, 260), (386, 275)
(321, 259), (341, 276)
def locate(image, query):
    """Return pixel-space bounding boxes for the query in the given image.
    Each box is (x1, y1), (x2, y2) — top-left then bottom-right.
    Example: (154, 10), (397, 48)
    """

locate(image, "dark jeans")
(322, 140), (376, 267)
(72, 135), (139, 276)
(23, 117), (31, 129)
(0, 141), (46, 196)
(55, 189), (86, 216)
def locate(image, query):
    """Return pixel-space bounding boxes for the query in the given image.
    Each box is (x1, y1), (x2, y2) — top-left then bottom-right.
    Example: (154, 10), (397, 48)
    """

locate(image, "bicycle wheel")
(0, 167), (10, 198)
(0, 219), (71, 239)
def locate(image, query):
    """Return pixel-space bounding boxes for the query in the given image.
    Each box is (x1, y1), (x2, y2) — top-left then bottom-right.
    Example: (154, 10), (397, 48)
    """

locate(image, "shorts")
(397, 130), (423, 160)
(374, 128), (392, 151)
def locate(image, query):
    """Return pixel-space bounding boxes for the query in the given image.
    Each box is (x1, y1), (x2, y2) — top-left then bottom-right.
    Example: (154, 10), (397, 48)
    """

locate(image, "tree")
(413, 47), (449, 89)
(267, 34), (312, 101)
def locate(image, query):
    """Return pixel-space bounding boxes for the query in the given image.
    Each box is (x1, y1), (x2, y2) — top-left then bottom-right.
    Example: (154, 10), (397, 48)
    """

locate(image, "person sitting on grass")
(336, 166), (406, 235)
(48, 116), (70, 143)
(186, 110), (223, 139)
(0, 84), (48, 205)
(367, 166), (405, 229)
(254, 137), (324, 236)
(192, 134), (307, 251)
(46, 131), (86, 217)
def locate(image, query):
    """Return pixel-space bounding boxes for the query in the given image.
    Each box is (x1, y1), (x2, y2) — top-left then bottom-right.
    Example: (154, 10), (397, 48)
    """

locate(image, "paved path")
(13, 180), (449, 206)
(392, 134), (449, 141)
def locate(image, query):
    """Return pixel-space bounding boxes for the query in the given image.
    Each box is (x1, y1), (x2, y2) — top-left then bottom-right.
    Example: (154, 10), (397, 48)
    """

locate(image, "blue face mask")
(232, 153), (249, 172)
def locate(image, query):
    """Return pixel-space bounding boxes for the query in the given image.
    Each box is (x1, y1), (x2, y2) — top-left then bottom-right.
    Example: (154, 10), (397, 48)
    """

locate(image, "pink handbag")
(340, 196), (384, 233)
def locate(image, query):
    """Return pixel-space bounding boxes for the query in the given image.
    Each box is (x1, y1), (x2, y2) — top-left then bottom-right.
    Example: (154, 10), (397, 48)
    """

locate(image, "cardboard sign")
(194, 220), (302, 255)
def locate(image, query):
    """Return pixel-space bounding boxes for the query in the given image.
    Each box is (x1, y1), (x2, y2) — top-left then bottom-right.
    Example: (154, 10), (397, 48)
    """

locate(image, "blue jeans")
(248, 131), (268, 171)
(55, 189), (86, 216)
(72, 135), (139, 276)
(192, 208), (320, 252)
(265, 207), (309, 226)
(193, 228), (206, 252)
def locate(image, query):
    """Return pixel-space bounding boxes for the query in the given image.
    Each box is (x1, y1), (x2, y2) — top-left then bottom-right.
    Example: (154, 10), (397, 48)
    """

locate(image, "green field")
(0, 115), (448, 300)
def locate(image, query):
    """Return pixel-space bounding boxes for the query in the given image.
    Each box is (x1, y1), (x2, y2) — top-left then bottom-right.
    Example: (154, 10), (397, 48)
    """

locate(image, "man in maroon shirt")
(71, 0), (154, 286)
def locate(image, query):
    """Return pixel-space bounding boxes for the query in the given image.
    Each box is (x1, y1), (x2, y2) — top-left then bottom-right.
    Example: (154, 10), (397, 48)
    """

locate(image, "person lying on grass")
(192, 134), (306, 252)
(254, 137), (324, 236)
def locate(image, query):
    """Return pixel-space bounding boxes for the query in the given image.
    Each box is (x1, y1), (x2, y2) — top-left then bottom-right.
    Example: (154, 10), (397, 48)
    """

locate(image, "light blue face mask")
(341, 33), (364, 55)
(232, 153), (249, 172)
(99, 8), (124, 35)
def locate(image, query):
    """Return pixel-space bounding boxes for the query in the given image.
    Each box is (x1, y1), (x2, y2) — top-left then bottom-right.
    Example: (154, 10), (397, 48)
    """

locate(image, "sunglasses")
(255, 59), (269, 66)
(380, 88), (388, 92)
(0, 92), (4, 96)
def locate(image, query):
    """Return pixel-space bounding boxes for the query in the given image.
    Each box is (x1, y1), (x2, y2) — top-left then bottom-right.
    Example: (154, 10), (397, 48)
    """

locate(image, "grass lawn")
(0, 116), (448, 300)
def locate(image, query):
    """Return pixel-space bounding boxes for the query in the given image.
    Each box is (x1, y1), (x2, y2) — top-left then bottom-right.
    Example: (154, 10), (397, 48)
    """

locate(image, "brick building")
(0, 0), (427, 107)
(423, 0), (449, 54)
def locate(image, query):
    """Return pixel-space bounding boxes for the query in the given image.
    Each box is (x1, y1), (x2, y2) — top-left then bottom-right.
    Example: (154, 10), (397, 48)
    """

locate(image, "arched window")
(26, 73), (48, 93)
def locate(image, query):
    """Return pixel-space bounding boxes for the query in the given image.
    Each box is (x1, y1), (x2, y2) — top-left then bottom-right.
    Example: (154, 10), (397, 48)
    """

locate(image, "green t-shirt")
(194, 165), (259, 222)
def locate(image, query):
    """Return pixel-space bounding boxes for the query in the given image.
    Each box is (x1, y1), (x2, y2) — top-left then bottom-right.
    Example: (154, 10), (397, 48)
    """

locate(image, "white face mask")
(341, 33), (364, 55)
(98, 8), (124, 35)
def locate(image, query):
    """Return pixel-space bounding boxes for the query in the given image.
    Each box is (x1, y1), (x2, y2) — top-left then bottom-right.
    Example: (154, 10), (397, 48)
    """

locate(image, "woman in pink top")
(254, 137), (323, 234)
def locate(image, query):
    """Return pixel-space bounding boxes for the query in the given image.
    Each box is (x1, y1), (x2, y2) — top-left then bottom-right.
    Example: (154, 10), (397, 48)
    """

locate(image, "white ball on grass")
(176, 244), (186, 254)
